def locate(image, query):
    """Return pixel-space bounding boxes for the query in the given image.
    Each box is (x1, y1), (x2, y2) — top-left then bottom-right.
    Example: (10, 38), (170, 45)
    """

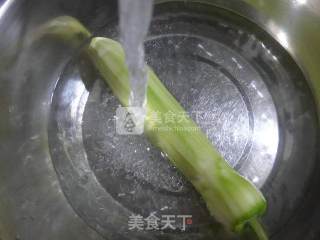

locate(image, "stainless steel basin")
(0, 0), (319, 239)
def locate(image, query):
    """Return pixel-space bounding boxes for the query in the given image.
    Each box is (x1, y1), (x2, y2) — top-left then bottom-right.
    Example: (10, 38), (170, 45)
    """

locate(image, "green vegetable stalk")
(37, 16), (268, 239)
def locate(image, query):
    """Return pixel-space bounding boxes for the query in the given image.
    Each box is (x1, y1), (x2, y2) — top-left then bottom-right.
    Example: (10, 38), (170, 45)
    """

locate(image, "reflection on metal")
(276, 31), (289, 50)
(0, 0), (14, 20)
(295, 0), (307, 5)
(66, 78), (88, 121)
(266, 20), (292, 53)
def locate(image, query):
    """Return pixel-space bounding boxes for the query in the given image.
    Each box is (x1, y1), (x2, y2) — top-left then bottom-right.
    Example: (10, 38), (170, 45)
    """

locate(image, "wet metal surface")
(1, 0), (320, 240)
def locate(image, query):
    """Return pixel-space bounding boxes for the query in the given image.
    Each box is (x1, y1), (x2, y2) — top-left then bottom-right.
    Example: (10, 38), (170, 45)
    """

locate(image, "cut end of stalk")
(248, 219), (269, 240)
(32, 16), (92, 48)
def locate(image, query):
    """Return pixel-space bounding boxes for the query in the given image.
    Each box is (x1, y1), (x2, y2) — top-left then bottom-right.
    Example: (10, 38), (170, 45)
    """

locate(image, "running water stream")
(119, 0), (153, 120)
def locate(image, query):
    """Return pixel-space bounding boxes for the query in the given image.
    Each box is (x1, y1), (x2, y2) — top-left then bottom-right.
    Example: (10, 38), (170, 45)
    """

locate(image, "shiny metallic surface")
(0, 0), (319, 240)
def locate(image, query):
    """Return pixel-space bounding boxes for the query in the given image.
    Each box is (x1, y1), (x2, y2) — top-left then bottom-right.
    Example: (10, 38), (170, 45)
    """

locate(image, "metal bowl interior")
(0, 0), (319, 240)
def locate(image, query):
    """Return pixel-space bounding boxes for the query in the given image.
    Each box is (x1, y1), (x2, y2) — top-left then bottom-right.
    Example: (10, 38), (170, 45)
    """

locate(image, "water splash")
(119, 0), (153, 110)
